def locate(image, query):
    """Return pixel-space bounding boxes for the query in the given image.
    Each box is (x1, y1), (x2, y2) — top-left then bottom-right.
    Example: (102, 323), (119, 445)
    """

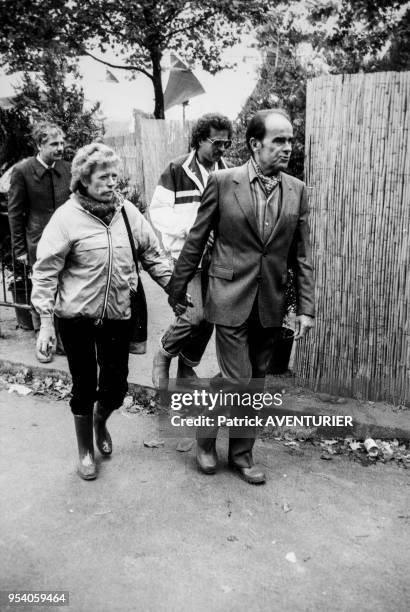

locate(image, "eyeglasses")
(206, 138), (232, 149)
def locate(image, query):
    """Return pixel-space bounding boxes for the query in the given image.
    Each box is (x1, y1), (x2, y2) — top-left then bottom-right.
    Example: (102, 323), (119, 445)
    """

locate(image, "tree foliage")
(0, 49), (103, 168)
(230, 0), (410, 178)
(12, 50), (104, 153)
(0, 107), (34, 170)
(0, 0), (277, 118)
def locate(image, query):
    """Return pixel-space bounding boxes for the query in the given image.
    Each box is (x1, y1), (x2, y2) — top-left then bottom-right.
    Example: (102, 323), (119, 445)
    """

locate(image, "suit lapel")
(233, 163), (261, 243)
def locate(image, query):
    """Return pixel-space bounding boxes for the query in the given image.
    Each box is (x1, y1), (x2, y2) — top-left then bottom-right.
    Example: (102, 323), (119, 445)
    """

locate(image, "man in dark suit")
(166, 109), (315, 484)
(8, 121), (71, 361)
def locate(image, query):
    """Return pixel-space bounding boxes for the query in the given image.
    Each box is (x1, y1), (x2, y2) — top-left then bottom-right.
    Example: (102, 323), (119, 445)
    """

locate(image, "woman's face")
(85, 164), (119, 202)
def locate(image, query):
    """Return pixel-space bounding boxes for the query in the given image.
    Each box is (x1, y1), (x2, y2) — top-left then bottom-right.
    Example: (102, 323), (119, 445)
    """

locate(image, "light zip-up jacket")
(31, 194), (172, 320)
(149, 150), (228, 259)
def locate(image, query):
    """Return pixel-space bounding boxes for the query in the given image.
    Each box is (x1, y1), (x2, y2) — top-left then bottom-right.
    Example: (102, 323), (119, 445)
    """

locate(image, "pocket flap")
(209, 265), (234, 280)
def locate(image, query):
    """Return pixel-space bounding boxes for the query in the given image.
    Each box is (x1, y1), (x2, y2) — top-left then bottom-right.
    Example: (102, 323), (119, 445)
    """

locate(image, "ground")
(1, 390), (409, 612)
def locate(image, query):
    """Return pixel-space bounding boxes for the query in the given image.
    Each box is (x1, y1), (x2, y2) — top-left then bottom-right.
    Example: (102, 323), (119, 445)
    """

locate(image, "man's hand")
(16, 253), (28, 265)
(36, 319), (57, 358)
(168, 293), (193, 316)
(294, 315), (314, 340)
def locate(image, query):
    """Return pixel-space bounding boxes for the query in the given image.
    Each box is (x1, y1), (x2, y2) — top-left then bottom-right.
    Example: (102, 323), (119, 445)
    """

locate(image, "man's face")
(38, 130), (65, 165)
(251, 115), (293, 176)
(84, 163), (119, 202)
(197, 127), (231, 166)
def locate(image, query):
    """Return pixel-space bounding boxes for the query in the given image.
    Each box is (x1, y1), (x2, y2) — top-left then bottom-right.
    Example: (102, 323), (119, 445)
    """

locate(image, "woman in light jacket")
(31, 143), (183, 480)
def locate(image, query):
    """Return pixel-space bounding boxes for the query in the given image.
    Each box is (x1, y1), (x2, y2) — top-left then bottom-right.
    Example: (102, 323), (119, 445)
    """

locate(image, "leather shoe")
(152, 349), (171, 389)
(229, 462), (266, 484)
(197, 444), (218, 474)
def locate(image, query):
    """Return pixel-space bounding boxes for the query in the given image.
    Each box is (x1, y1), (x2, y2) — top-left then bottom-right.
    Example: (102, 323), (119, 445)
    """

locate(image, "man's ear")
(249, 138), (260, 153)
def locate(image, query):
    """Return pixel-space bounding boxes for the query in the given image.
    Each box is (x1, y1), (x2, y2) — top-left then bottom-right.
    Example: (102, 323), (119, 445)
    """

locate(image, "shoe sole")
(77, 470), (97, 480)
(196, 460), (217, 475)
(229, 464), (266, 485)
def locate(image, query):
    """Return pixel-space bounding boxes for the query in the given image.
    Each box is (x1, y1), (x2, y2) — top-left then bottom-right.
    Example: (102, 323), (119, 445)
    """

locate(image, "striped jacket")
(149, 150), (228, 259)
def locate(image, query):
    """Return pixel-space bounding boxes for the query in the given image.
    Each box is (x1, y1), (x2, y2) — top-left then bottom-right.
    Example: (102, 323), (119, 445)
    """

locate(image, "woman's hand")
(36, 319), (57, 358)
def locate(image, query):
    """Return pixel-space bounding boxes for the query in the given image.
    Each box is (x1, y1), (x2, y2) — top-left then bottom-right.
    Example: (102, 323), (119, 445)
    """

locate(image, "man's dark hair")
(190, 113), (233, 150)
(245, 109), (291, 152)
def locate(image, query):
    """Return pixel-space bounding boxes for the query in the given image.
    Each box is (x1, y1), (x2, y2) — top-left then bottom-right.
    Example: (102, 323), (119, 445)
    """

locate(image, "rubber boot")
(152, 349), (172, 389)
(196, 426), (219, 474)
(94, 402), (113, 456)
(73, 414), (97, 480)
(176, 356), (200, 389)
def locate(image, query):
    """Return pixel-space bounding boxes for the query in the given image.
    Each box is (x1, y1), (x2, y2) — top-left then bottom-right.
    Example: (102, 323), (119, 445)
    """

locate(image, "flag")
(164, 53), (205, 111)
(105, 69), (119, 83)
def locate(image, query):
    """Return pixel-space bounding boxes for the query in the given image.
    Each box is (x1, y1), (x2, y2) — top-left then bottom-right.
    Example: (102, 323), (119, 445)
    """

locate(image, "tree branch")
(83, 50), (153, 80)
(164, 10), (218, 43)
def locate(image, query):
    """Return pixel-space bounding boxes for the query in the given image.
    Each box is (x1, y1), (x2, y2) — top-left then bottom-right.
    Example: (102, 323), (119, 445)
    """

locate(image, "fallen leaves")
(176, 439), (194, 452)
(1, 370), (71, 400)
(8, 383), (31, 396)
(143, 439), (164, 448)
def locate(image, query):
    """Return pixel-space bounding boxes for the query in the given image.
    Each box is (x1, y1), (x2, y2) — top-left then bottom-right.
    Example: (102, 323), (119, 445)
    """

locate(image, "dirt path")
(1, 391), (409, 612)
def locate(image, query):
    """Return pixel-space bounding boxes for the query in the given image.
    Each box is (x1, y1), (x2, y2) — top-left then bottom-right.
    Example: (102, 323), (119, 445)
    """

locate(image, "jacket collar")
(182, 150), (228, 195)
(32, 156), (63, 179)
(233, 161), (294, 245)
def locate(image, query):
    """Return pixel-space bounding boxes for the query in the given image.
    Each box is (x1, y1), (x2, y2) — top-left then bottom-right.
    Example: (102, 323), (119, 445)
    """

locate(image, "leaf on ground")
(8, 383), (32, 396)
(320, 452), (333, 460)
(122, 396), (134, 409)
(143, 439), (164, 448)
(176, 439), (194, 452)
(285, 552), (297, 563)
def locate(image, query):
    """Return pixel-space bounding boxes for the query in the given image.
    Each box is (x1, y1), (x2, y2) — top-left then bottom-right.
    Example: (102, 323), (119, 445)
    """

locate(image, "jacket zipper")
(97, 226), (113, 324)
(77, 205), (118, 325)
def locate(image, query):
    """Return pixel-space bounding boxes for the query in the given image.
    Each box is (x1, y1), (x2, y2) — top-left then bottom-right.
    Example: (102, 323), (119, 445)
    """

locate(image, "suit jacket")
(167, 161), (315, 328)
(8, 157), (71, 265)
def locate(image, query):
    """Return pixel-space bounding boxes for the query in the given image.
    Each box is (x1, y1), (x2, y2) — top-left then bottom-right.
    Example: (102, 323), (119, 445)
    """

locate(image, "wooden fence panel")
(139, 118), (192, 204)
(105, 119), (191, 210)
(295, 72), (410, 405)
(105, 133), (144, 197)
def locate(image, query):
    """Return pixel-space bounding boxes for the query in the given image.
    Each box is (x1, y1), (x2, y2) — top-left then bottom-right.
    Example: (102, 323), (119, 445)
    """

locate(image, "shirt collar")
(36, 154), (55, 170)
(248, 157), (281, 183)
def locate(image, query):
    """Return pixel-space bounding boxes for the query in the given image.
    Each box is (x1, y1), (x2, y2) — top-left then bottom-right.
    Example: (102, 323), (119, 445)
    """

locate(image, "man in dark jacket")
(167, 109), (315, 484)
(8, 121), (71, 361)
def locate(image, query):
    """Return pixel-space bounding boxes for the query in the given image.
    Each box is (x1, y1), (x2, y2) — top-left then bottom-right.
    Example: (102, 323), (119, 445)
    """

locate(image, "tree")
(230, 10), (322, 178)
(11, 49), (104, 154)
(231, 0), (410, 178)
(0, 0), (276, 119)
(306, 0), (410, 73)
(0, 107), (34, 170)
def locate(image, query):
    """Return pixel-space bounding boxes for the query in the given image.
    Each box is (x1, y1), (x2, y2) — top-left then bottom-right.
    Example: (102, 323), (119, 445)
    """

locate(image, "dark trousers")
(161, 270), (213, 366)
(208, 299), (279, 466)
(58, 317), (131, 416)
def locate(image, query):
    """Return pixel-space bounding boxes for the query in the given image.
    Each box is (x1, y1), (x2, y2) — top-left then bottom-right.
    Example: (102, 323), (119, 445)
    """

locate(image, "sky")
(0, 36), (262, 133)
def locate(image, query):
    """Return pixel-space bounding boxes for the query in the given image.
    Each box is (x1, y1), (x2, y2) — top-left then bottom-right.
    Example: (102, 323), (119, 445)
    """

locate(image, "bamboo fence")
(295, 72), (410, 406)
(105, 117), (191, 207)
